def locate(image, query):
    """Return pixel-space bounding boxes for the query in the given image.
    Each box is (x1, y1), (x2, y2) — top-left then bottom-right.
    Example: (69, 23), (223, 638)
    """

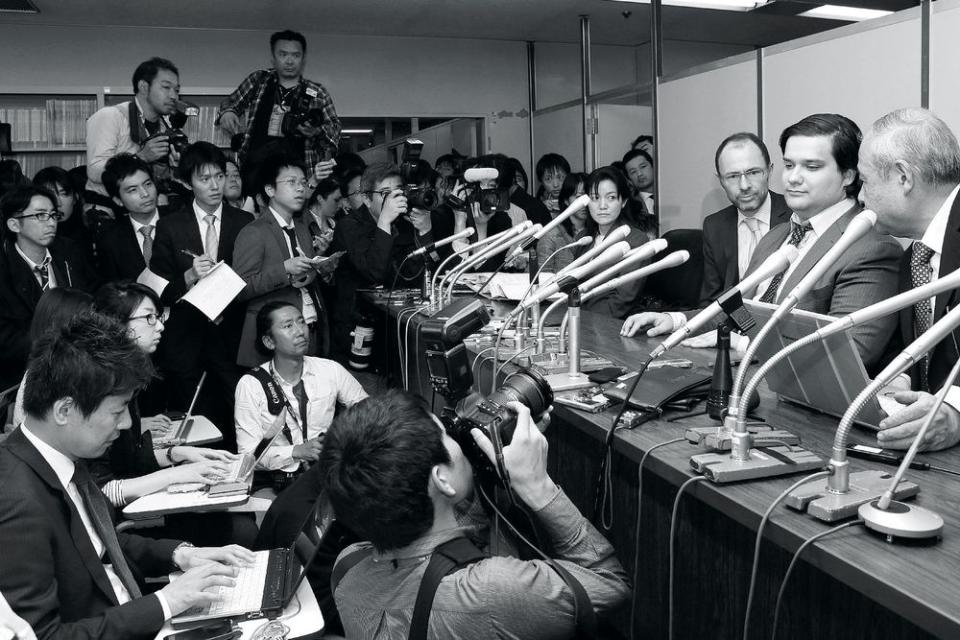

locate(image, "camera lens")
(488, 369), (553, 423)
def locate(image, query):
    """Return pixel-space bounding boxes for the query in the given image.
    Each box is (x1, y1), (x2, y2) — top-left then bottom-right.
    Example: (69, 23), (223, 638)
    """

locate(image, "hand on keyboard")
(169, 446), (239, 465)
(160, 563), (240, 616)
(164, 460), (233, 487)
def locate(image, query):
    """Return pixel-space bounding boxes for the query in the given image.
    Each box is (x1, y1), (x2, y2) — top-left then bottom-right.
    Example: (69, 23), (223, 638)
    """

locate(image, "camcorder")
(280, 86), (325, 137)
(399, 138), (439, 210)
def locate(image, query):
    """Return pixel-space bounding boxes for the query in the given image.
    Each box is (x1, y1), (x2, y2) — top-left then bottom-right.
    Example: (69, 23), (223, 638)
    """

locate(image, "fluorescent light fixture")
(604, 0), (761, 10)
(341, 128), (374, 135)
(799, 5), (893, 21)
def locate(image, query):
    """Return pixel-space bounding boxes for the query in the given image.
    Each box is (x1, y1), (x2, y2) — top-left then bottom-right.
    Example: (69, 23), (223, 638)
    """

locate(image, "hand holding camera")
(378, 189), (408, 230)
(139, 134), (171, 163)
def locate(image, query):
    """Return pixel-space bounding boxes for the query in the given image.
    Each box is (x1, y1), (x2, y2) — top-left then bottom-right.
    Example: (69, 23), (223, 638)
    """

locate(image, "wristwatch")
(172, 541), (195, 570)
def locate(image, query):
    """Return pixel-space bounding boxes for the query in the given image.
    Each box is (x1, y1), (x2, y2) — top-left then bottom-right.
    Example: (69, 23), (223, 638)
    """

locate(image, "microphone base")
(544, 371), (595, 392)
(859, 499), (943, 541)
(690, 446), (824, 483)
(783, 470), (919, 522)
(685, 424), (802, 450)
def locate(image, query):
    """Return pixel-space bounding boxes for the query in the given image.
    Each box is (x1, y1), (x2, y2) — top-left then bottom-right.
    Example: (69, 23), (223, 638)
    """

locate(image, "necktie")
(759, 221), (811, 303)
(72, 463), (143, 599)
(741, 216), (762, 276)
(283, 226), (300, 259)
(911, 241), (936, 392)
(139, 225), (154, 265)
(292, 380), (309, 441)
(34, 255), (51, 290)
(204, 214), (219, 260)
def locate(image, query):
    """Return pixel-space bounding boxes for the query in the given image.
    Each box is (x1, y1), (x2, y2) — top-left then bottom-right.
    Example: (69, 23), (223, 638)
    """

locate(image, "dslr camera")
(280, 86), (325, 137)
(398, 138), (439, 210)
(145, 99), (197, 163)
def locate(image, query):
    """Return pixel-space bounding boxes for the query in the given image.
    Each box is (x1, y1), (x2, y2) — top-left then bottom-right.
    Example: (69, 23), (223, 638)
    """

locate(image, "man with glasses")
(0, 185), (100, 388)
(233, 154), (327, 369)
(698, 133), (792, 306)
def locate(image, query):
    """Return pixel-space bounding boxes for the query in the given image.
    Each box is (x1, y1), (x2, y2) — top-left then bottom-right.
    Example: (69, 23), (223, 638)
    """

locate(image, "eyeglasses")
(368, 187), (400, 198)
(276, 178), (309, 190)
(721, 168), (767, 185)
(16, 210), (63, 222)
(128, 309), (169, 326)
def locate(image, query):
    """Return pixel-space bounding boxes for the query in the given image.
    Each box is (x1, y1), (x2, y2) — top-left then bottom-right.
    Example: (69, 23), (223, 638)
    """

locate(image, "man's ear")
(841, 167), (857, 190)
(52, 398), (75, 426)
(111, 195), (124, 208)
(894, 160), (916, 194)
(137, 79), (150, 96)
(261, 333), (276, 354)
(5, 218), (20, 235)
(430, 464), (458, 499)
(264, 184), (276, 201)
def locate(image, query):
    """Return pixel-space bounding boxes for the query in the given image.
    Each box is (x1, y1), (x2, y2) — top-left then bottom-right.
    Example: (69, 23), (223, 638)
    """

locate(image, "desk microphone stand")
(543, 289), (594, 391)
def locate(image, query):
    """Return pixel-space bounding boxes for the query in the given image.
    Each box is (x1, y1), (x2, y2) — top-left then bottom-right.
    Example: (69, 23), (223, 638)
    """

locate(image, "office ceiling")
(0, 0), (921, 47)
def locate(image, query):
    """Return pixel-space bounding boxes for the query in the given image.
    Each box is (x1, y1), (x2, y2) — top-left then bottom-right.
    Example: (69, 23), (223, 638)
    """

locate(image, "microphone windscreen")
(464, 168), (499, 183)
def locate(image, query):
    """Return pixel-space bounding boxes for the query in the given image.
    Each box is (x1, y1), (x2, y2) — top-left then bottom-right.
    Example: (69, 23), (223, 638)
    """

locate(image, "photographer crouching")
(320, 389), (631, 639)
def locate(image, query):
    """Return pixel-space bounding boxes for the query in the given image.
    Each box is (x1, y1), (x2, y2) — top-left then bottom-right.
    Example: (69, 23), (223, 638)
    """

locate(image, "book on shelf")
(0, 98), (96, 149)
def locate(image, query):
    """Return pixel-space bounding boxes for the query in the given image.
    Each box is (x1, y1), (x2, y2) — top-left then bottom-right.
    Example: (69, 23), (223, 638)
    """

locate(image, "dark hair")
(29, 288), (95, 343)
(558, 172), (588, 237)
(256, 153), (306, 201)
(271, 30), (307, 53)
(583, 166), (633, 236)
(622, 148), (654, 168)
(779, 113), (863, 198)
(360, 161), (401, 196)
(255, 301), (301, 356)
(306, 178), (341, 209)
(177, 141), (227, 183)
(1, 184), (57, 227)
(131, 57), (179, 94)
(506, 157), (529, 193)
(535, 153), (571, 183)
(33, 166), (76, 197)
(94, 281), (163, 326)
(102, 154), (154, 200)
(469, 154), (514, 191)
(631, 134), (654, 149)
(435, 154), (457, 170)
(333, 152), (366, 179)
(320, 390), (451, 551)
(337, 168), (363, 198)
(714, 132), (771, 175)
(0, 159), (28, 199)
(23, 311), (154, 419)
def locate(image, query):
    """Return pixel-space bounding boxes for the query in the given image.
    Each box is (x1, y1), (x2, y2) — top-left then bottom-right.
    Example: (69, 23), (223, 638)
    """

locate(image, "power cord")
(668, 475), (709, 640)
(741, 469), (832, 640)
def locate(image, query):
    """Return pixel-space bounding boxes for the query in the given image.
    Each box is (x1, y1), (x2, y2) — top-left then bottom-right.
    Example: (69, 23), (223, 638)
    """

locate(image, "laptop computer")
(743, 300), (885, 429)
(154, 372), (207, 448)
(171, 497), (331, 626)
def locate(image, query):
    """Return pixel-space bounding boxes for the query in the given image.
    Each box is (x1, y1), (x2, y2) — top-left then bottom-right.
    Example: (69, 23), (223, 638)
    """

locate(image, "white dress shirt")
(269, 206), (318, 324)
(130, 211), (160, 257)
(14, 244), (57, 289)
(235, 357), (368, 471)
(737, 194), (772, 278)
(192, 201), (222, 257)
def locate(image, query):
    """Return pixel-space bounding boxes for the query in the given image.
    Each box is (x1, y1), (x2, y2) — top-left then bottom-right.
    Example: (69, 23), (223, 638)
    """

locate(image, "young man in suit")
(149, 142), (254, 446)
(698, 132), (792, 306)
(96, 154), (167, 283)
(0, 311), (252, 640)
(232, 153), (327, 369)
(0, 185), (100, 388)
(858, 108), (960, 451)
(623, 113), (902, 373)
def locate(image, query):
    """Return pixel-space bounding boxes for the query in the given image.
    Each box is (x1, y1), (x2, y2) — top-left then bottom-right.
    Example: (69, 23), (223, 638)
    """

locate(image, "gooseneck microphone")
(510, 194), (593, 257)
(409, 227), (474, 257)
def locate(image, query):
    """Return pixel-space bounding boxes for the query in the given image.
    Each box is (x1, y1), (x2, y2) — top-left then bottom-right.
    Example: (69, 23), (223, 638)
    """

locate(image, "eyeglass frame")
(15, 210), (63, 222)
(275, 178), (309, 190)
(718, 167), (769, 186)
(128, 309), (169, 326)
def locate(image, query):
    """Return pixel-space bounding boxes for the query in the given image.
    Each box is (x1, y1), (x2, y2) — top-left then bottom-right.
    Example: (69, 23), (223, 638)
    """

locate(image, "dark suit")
(745, 203), (902, 371)
(149, 204), (253, 442)
(0, 238), (100, 389)
(897, 195), (960, 391)
(96, 218), (149, 283)
(0, 428), (180, 640)
(576, 225), (651, 319)
(698, 191), (792, 306)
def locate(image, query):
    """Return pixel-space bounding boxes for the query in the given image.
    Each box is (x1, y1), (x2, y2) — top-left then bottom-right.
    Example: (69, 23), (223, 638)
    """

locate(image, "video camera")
(398, 138), (439, 210)
(280, 86), (325, 138)
(445, 166), (511, 216)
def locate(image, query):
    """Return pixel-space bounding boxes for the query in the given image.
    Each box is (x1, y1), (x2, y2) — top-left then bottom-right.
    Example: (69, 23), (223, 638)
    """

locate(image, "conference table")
(362, 289), (960, 640)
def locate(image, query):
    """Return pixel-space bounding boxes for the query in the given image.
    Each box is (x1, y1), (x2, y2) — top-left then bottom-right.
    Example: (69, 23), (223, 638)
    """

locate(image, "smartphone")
(168, 621), (240, 640)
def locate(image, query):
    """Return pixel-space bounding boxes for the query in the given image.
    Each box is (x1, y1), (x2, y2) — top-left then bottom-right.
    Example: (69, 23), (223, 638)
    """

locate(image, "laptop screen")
(283, 495), (334, 602)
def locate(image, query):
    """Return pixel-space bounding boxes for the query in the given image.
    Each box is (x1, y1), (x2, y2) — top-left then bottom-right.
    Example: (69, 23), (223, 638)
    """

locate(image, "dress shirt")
(14, 243), (56, 289)
(334, 488), (630, 640)
(639, 191), (655, 215)
(130, 211), (160, 257)
(235, 356), (367, 471)
(737, 194), (772, 278)
(269, 206), (318, 324)
(192, 201), (223, 257)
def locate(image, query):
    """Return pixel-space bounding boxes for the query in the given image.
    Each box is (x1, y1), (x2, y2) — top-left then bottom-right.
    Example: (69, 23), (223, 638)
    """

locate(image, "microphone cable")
(385, 253), (415, 383)
(668, 475), (709, 640)
(770, 519), (865, 640)
(741, 469), (832, 640)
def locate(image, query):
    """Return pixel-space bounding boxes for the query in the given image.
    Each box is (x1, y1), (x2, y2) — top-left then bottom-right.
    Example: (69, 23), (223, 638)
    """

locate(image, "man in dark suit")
(0, 312), (251, 640)
(149, 142), (254, 445)
(233, 153), (328, 369)
(623, 113), (902, 373)
(96, 154), (169, 283)
(698, 132), (792, 306)
(0, 185), (100, 389)
(859, 108), (960, 451)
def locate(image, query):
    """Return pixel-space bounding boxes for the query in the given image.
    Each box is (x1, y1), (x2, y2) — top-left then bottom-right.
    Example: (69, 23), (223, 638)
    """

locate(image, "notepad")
(181, 262), (246, 321)
(137, 267), (170, 297)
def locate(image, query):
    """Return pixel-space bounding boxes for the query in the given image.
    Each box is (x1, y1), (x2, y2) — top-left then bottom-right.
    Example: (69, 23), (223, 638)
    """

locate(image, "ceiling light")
(799, 5), (893, 22)
(341, 128), (374, 135)
(604, 0), (762, 10)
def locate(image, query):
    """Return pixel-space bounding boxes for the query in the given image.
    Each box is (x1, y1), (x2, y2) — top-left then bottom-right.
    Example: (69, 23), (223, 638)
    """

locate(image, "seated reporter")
(0, 311), (253, 640)
(322, 390), (630, 640)
(235, 302), (367, 477)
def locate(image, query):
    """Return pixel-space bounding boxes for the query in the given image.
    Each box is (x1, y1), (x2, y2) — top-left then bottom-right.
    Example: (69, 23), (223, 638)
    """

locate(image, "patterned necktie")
(759, 221), (812, 303)
(139, 225), (154, 265)
(283, 226), (300, 259)
(911, 241), (936, 392)
(72, 463), (143, 599)
(204, 214), (219, 260)
(34, 255), (51, 290)
(741, 216), (762, 276)
(292, 380), (309, 441)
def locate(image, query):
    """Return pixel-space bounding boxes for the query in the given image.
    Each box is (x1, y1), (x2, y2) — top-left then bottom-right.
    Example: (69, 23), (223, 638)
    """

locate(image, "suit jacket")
(0, 428), (180, 640)
(897, 195), (960, 391)
(745, 204), (902, 370)
(0, 238), (100, 389)
(576, 226), (651, 319)
(232, 211), (324, 368)
(698, 191), (792, 307)
(96, 217), (149, 283)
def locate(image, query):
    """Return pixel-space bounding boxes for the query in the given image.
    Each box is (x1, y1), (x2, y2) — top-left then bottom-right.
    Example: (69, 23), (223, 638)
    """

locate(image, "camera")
(395, 138), (438, 210)
(441, 368), (553, 486)
(403, 185), (438, 210)
(280, 87), (325, 138)
(143, 129), (190, 164)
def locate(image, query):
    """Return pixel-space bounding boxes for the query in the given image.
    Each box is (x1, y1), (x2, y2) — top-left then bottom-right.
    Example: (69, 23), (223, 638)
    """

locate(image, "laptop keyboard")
(221, 454), (256, 483)
(191, 549), (286, 617)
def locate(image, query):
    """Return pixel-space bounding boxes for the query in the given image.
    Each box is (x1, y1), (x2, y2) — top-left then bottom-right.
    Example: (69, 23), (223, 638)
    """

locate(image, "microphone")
(409, 228), (474, 257)
(444, 223), (539, 300)
(509, 241), (630, 315)
(554, 225), (633, 279)
(463, 167), (498, 183)
(573, 239), (669, 296)
(437, 222), (531, 298)
(517, 236), (593, 308)
(651, 244), (800, 358)
(510, 194), (592, 256)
